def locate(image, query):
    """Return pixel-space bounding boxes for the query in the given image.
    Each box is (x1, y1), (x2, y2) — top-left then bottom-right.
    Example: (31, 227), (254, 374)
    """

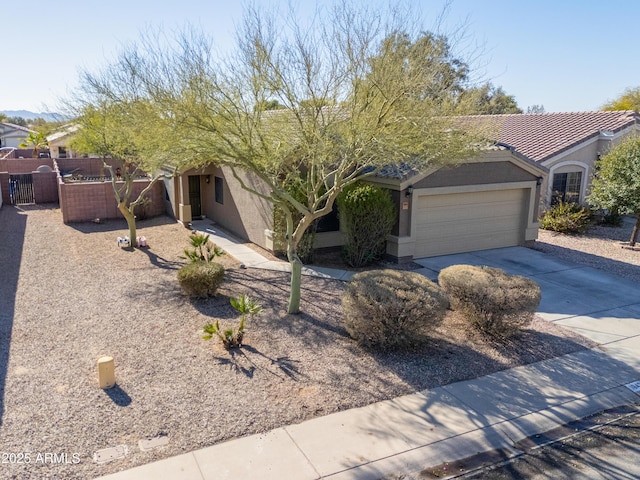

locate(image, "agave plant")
(203, 294), (262, 349)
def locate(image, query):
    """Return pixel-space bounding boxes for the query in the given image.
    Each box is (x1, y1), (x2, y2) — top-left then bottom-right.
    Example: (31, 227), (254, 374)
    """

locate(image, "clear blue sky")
(2, 0), (638, 114)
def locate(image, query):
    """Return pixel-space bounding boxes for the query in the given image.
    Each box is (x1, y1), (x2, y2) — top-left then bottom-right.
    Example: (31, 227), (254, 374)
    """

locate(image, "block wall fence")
(0, 157), (167, 223)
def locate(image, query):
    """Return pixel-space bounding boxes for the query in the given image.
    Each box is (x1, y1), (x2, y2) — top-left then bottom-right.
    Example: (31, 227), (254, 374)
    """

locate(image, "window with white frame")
(551, 171), (582, 205)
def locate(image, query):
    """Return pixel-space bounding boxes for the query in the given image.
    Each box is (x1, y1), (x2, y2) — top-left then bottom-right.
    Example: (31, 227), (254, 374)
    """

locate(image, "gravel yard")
(0, 205), (604, 479)
(534, 216), (640, 282)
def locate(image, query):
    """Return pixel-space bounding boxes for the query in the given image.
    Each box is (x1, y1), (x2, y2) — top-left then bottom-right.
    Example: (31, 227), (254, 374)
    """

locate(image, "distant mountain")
(1, 110), (68, 122)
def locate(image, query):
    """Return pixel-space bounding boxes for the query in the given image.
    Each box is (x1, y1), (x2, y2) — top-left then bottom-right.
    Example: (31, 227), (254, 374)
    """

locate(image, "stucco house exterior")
(464, 111), (640, 209)
(53, 111), (637, 260)
(46, 125), (85, 159)
(168, 146), (547, 261)
(0, 122), (35, 149)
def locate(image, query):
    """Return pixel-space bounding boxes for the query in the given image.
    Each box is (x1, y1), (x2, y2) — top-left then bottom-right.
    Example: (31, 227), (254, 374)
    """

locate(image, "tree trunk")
(287, 245), (303, 314)
(630, 215), (640, 247)
(118, 202), (138, 247)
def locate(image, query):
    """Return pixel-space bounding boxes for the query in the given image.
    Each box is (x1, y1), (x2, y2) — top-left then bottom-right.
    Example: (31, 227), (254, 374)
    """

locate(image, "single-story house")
(47, 125), (85, 159)
(463, 111), (640, 208)
(0, 122), (35, 149)
(168, 145), (547, 261)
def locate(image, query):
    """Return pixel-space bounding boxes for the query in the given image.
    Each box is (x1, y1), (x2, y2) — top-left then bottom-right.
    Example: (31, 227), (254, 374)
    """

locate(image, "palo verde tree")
(85, 3), (484, 313)
(602, 86), (640, 112)
(589, 135), (640, 246)
(69, 96), (179, 247)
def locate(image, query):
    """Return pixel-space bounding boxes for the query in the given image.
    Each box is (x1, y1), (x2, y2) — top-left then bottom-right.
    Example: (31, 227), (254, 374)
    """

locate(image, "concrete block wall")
(0, 159), (58, 205)
(0, 158), (54, 174)
(0, 172), (9, 205)
(57, 158), (125, 177)
(59, 179), (166, 223)
(32, 171), (58, 203)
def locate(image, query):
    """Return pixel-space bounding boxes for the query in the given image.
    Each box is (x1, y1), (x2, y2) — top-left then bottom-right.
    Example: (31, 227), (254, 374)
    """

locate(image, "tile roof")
(462, 111), (639, 162)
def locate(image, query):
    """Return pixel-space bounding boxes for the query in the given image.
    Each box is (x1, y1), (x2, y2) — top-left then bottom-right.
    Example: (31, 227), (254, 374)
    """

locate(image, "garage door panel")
(418, 215), (522, 240)
(414, 189), (527, 258)
(416, 202), (522, 225)
(418, 231), (521, 256)
(416, 189), (520, 209)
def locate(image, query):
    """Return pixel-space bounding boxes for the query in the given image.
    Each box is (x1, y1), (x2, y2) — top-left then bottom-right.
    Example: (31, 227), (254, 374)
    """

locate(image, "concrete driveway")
(415, 246), (640, 370)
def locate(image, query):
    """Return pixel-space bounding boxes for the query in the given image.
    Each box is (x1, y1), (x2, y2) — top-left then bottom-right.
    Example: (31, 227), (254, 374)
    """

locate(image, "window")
(58, 146), (67, 158)
(551, 171), (582, 205)
(214, 176), (224, 204)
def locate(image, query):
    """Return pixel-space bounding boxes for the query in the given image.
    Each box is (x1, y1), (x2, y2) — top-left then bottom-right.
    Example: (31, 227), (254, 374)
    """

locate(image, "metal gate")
(9, 174), (35, 205)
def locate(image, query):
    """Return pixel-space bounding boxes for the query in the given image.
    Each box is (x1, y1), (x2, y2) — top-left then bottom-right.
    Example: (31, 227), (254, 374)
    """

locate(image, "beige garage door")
(414, 188), (526, 258)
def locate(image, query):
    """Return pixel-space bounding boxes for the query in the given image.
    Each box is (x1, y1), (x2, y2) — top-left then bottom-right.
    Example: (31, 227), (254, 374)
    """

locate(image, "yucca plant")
(203, 294), (262, 348)
(181, 232), (224, 263)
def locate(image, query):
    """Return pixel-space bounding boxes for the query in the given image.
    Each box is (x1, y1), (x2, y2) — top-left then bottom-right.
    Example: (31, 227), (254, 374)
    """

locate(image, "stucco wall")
(540, 128), (638, 207)
(413, 159), (537, 189)
(180, 166), (274, 249)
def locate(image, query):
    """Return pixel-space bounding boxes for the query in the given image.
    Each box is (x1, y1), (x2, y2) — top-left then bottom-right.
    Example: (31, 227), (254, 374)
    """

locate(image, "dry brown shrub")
(342, 269), (449, 350)
(438, 264), (541, 337)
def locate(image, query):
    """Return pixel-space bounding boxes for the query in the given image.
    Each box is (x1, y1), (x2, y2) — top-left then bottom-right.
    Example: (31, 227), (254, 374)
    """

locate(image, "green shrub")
(438, 265), (541, 337)
(177, 261), (225, 298)
(592, 208), (623, 227)
(337, 183), (396, 267)
(540, 202), (590, 234)
(342, 269), (449, 350)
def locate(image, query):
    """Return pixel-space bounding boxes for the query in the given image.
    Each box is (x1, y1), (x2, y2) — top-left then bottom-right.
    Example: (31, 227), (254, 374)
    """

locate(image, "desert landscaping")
(0, 204), (613, 479)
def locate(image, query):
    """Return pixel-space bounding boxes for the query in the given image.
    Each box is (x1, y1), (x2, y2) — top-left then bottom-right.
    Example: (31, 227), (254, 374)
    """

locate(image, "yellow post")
(97, 356), (116, 389)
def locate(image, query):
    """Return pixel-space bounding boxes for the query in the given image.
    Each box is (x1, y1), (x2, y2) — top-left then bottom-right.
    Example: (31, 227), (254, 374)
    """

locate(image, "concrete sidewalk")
(190, 220), (355, 281)
(97, 238), (640, 480)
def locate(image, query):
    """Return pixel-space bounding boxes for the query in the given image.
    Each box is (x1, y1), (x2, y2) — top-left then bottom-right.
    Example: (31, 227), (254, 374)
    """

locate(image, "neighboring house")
(169, 146), (547, 261)
(463, 111), (640, 208)
(0, 122), (35, 149)
(47, 125), (85, 158)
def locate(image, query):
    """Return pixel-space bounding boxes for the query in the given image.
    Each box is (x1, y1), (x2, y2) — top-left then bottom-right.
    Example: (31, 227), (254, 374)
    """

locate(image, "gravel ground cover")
(534, 216), (640, 282)
(0, 205), (599, 479)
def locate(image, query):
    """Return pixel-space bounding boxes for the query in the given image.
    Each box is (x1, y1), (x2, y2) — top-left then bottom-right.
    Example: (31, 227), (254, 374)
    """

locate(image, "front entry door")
(188, 175), (202, 218)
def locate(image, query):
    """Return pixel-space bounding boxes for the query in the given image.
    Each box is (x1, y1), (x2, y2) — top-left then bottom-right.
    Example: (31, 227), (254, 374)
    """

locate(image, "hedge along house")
(462, 111), (640, 209)
(169, 145), (547, 261)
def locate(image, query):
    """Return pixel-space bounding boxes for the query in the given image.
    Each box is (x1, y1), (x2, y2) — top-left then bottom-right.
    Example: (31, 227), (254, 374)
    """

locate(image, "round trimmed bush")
(438, 264), (541, 337)
(342, 269), (449, 350)
(177, 261), (225, 298)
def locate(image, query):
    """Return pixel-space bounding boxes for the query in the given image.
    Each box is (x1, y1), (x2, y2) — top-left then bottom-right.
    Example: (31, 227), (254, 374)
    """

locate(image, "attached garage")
(414, 188), (527, 257)
(370, 146), (548, 262)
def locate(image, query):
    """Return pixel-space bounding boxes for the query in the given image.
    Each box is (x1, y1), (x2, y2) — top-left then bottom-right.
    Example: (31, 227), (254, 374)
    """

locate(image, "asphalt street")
(391, 406), (640, 480)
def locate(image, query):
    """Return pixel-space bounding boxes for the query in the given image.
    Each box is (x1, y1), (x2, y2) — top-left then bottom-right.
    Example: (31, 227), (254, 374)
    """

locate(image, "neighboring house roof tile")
(462, 111), (639, 162)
